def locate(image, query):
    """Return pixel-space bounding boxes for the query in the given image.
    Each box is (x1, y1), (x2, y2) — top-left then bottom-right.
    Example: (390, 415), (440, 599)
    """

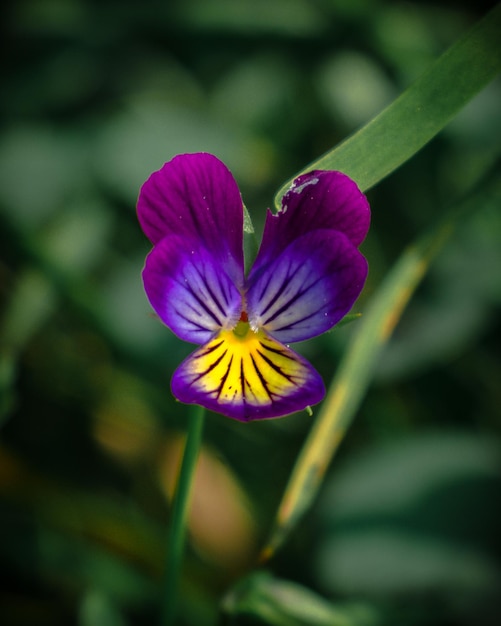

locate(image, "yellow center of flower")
(232, 319), (251, 338)
(182, 311), (311, 411)
(231, 310), (253, 339)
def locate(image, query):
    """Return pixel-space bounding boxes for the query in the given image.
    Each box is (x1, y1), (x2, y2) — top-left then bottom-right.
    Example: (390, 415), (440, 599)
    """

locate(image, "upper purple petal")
(252, 170), (370, 277)
(246, 229), (368, 343)
(137, 153), (244, 287)
(142, 234), (242, 344)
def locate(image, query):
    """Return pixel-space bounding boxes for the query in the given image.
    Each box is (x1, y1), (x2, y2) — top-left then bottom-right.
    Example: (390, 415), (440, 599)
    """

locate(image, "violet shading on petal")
(143, 235), (242, 344)
(137, 152), (245, 287)
(253, 170), (370, 276)
(247, 229), (368, 344)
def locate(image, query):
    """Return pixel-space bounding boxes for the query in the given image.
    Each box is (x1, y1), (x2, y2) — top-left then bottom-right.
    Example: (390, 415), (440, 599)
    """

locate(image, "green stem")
(162, 404), (205, 625)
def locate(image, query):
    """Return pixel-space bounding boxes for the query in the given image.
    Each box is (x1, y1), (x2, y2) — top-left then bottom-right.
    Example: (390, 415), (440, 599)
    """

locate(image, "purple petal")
(137, 153), (244, 287)
(246, 229), (368, 344)
(171, 328), (325, 421)
(253, 170), (370, 276)
(143, 235), (242, 344)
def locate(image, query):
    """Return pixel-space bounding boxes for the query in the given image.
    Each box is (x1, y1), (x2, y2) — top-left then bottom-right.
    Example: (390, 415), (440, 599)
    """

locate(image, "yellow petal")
(172, 323), (325, 420)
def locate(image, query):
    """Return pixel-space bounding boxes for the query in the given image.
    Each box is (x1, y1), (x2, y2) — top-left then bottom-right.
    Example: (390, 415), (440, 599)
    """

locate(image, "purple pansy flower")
(138, 153), (370, 421)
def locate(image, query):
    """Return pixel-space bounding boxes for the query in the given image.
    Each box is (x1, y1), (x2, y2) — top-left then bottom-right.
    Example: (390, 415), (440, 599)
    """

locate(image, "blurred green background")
(1, 1), (500, 625)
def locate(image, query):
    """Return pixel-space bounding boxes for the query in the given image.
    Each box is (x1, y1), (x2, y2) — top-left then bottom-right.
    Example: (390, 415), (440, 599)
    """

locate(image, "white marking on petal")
(292, 177), (319, 195)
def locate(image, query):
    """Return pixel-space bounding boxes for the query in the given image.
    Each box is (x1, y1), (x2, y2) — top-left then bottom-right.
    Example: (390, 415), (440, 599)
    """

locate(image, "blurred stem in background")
(163, 404), (205, 625)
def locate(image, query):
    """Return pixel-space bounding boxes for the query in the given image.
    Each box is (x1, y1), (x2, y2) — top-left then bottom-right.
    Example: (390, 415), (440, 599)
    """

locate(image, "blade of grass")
(260, 172), (501, 562)
(275, 4), (501, 205)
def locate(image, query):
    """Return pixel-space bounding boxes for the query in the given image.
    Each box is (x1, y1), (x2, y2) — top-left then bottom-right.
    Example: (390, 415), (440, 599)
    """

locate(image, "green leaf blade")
(275, 4), (501, 205)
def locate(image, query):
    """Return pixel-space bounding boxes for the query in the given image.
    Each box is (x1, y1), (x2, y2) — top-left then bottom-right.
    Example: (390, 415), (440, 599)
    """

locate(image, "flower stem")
(162, 404), (205, 625)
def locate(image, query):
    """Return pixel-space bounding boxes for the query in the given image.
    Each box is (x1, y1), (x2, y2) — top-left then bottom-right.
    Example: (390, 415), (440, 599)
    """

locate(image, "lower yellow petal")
(172, 323), (325, 421)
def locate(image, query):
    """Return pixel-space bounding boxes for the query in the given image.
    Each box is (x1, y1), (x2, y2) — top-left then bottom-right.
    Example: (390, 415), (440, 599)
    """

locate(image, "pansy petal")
(137, 153), (244, 286)
(253, 170), (370, 275)
(171, 327), (325, 421)
(143, 235), (242, 344)
(247, 229), (368, 344)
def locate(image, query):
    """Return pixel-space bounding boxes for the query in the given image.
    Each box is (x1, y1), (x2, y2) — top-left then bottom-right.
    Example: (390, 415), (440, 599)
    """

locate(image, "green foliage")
(222, 571), (382, 626)
(314, 431), (501, 624)
(275, 3), (501, 199)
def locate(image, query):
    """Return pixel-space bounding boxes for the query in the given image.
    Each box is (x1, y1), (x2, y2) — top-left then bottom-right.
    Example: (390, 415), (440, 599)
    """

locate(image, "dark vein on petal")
(269, 308), (322, 331)
(174, 257), (236, 325)
(191, 349), (227, 382)
(256, 349), (296, 384)
(195, 340), (224, 358)
(259, 341), (295, 360)
(197, 267), (228, 317)
(250, 354), (273, 400)
(240, 357), (247, 403)
(182, 282), (222, 325)
(216, 355), (233, 400)
(176, 296), (217, 322)
(255, 268), (277, 303)
(263, 275), (324, 326)
(172, 307), (210, 331)
(257, 262), (292, 317)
